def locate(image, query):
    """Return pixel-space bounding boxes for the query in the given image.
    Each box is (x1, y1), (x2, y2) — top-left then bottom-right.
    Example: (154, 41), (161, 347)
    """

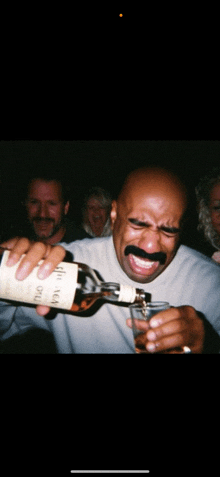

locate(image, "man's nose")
(138, 229), (161, 254)
(38, 203), (48, 217)
(93, 206), (102, 214)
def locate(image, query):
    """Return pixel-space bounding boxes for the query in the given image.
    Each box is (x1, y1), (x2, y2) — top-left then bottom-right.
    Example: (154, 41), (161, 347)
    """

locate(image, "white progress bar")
(71, 472), (150, 474)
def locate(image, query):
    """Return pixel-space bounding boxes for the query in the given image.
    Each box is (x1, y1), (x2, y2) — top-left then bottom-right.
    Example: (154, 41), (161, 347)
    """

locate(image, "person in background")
(1, 166), (220, 354)
(81, 186), (112, 237)
(3, 171), (90, 245)
(195, 167), (220, 264)
(0, 171), (2, 242)
(0, 170), (89, 353)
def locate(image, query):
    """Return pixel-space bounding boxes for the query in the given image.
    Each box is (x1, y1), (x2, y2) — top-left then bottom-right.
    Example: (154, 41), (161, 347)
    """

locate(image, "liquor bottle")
(0, 247), (146, 312)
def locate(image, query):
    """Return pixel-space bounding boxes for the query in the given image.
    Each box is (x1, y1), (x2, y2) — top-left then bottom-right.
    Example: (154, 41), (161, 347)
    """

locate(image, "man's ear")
(110, 200), (117, 227)
(64, 201), (70, 215)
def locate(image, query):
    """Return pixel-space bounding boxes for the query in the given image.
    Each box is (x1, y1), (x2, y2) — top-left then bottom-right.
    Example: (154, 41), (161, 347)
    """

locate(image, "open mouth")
(128, 253), (160, 276)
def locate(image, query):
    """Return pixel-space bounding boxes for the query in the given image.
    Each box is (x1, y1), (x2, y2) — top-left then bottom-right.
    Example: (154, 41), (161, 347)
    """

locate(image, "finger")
(4, 237), (32, 266)
(36, 305), (51, 316)
(146, 316), (189, 353)
(126, 318), (150, 332)
(37, 245), (66, 279)
(135, 330), (189, 354)
(15, 242), (49, 280)
(134, 333), (149, 353)
(149, 307), (180, 329)
(147, 331), (188, 353)
(0, 236), (20, 251)
(133, 317), (188, 353)
(147, 318), (188, 342)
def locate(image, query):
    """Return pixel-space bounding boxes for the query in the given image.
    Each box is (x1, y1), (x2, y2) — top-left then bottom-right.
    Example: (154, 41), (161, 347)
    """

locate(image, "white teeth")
(132, 255), (156, 269)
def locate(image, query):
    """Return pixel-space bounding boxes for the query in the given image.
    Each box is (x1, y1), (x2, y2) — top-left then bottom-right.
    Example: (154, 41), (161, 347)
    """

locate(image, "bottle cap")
(118, 284), (137, 303)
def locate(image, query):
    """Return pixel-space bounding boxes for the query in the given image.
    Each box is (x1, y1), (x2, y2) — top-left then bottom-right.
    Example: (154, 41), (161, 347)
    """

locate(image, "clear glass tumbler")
(130, 301), (170, 354)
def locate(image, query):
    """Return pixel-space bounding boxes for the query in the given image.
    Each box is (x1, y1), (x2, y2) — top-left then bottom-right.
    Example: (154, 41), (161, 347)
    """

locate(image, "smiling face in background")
(86, 197), (108, 237)
(26, 179), (69, 244)
(111, 167), (187, 283)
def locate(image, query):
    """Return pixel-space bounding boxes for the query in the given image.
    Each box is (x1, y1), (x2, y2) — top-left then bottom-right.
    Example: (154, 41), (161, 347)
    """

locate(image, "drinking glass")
(130, 301), (170, 354)
(130, 301), (192, 354)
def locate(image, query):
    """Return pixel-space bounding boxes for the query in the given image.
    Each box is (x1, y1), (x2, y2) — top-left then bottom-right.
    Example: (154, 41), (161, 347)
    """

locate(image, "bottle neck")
(134, 289), (147, 303)
(100, 282), (146, 304)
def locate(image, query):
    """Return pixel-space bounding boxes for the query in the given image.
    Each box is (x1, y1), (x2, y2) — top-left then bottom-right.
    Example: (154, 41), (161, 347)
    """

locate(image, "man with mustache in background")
(25, 172), (91, 244)
(1, 166), (220, 353)
(26, 176), (69, 244)
(3, 170), (90, 246)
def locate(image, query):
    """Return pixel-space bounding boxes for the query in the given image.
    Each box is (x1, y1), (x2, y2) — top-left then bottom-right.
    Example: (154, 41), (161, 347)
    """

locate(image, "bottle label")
(0, 251), (78, 310)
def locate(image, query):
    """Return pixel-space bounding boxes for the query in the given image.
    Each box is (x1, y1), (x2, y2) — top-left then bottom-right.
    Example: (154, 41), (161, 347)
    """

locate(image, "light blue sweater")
(1, 236), (220, 353)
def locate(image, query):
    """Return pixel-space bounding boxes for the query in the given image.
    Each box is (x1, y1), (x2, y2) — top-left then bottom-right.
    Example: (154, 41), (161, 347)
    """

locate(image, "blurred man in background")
(3, 170), (90, 245)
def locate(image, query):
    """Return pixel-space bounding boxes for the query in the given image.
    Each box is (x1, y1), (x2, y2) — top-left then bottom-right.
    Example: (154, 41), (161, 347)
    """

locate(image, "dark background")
(0, 140), (219, 246)
(1, 8), (219, 477)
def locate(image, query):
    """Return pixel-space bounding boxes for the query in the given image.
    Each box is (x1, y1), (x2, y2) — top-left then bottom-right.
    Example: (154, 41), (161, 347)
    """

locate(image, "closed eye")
(29, 199), (38, 205)
(128, 219), (180, 235)
(160, 226), (180, 235)
(128, 218), (147, 227)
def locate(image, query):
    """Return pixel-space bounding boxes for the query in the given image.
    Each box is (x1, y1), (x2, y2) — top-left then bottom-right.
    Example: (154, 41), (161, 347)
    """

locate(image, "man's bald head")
(111, 166), (189, 283)
(118, 166), (188, 214)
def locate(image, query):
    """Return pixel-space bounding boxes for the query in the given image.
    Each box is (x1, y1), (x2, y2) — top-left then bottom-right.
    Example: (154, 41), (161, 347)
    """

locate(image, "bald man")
(111, 166), (188, 283)
(1, 167), (220, 353)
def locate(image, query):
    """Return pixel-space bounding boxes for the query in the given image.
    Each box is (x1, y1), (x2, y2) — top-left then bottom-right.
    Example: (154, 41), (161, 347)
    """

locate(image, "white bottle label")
(0, 251), (78, 310)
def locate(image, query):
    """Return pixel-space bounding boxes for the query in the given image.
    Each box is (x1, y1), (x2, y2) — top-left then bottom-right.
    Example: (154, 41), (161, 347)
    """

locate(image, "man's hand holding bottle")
(1, 237), (66, 315)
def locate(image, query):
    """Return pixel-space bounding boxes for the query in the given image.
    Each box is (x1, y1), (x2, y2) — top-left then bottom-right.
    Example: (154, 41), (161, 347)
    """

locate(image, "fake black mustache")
(125, 245), (167, 265)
